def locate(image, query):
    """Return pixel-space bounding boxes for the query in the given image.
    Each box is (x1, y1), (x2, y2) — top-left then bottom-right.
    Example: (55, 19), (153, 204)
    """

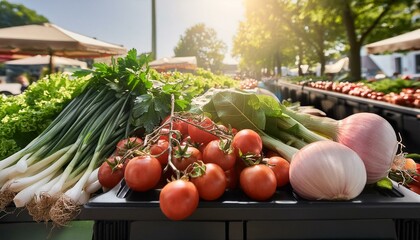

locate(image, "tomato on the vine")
(150, 139), (170, 166)
(224, 168), (239, 190)
(240, 164), (277, 201)
(115, 137), (143, 156)
(172, 145), (202, 171)
(159, 179), (199, 221)
(264, 150), (280, 158)
(161, 115), (190, 137)
(267, 156), (290, 187)
(190, 163), (227, 201)
(158, 127), (179, 142)
(232, 129), (262, 157)
(202, 139), (236, 171)
(188, 116), (218, 145)
(98, 156), (125, 189)
(124, 155), (162, 192)
(407, 163), (420, 194)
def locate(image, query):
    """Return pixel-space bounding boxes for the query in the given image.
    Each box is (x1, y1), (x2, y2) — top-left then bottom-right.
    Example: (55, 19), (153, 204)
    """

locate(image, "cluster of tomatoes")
(97, 113), (290, 221)
(390, 156), (420, 194)
(408, 164), (420, 194)
(303, 81), (420, 108)
(239, 78), (259, 90)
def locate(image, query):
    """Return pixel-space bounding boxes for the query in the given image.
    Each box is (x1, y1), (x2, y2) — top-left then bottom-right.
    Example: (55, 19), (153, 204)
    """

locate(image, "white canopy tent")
(0, 23), (127, 58)
(0, 23), (126, 72)
(5, 55), (87, 68)
(365, 29), (420, 54)
(324, 57), (349, 74)
(150, 56), (197, 72)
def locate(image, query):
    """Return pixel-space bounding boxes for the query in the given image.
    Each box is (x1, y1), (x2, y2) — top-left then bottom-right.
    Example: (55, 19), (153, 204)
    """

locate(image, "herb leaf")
(199, 89), (266, 131)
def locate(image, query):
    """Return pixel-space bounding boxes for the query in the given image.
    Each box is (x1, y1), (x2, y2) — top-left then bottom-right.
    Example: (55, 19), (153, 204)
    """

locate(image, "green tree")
(324, 0), (416, 81)
(233, 0), (343, 77)
(0, 0), (49, 28)
(174, 23), (227, 73)
(287, 0), (345, 75)
(233, 0), (417, 80)
(233, 0), (297, 78)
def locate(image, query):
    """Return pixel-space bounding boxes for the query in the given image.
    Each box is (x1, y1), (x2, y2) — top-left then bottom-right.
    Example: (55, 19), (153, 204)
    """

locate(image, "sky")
(9, 0), (245, 63)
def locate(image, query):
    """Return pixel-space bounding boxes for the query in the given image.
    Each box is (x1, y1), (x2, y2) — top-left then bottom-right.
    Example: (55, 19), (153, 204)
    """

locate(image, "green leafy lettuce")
(0, 73), (89, 159)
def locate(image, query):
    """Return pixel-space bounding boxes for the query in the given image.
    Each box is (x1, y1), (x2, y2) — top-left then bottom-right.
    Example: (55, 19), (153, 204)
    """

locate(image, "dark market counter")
(264, 80), (420, 154)
(2, 180), (420, 239)
(81, 181), (420, 240)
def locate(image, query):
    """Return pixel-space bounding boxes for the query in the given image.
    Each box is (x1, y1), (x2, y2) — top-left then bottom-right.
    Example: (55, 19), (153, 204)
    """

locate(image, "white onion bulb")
(290, 141), (367, 200)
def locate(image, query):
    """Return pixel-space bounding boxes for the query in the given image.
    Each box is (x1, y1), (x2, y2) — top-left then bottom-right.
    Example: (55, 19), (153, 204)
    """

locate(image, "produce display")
(238, 78), (259, 89)
(0, 74), (89, 159)
(0, 50), (237, 225)
(0, 50), (418, 227)
(301, 79), (420, 108)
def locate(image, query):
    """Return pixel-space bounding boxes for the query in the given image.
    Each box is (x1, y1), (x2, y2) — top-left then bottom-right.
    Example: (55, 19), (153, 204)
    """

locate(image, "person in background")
(16, 74), (30, 93)
(392, 72), (400, 79)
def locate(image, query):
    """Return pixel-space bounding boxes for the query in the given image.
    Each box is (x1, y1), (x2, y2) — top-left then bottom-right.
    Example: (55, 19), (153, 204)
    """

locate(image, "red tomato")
(188, 117), (218, 145)
(172, 146), (202, 171)
(202, 140), (237, 171)
(225, 168), (239, 190)
(267, 156), (290, 187)
(408, 184), (420, 194)
(158, 127), (178, 142)
(150, 139), (170, 166)
(161, 115), (190, 137)
(240, 164), (277, 201)
(191, 163), (227, 200)
(98, 156), (125, 189)
(159, 179), (199, 220)
(264, 150), (280, 158)
(232, 129), (262, 157)
(404, 163), (420, 189)
(231, 128), (238, 136)
(115, 137), (143, 156)
(181, 135), (204, 151)
(124, 155), (162, 192)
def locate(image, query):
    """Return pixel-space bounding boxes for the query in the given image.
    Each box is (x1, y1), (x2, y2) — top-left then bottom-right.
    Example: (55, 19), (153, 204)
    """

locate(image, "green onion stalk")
(0, 49), (201, 225)
(0, 86), (131, 225)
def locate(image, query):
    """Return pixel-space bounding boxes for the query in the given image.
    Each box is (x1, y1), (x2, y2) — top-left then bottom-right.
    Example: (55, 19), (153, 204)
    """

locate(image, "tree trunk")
(319, 52), (326, 77)
(315, 25), (326, 76)
(298, 42), (304, 76)
(348, 42), (362, 81)
(341, 0), (361, 81)
(274, 51), (282, 76)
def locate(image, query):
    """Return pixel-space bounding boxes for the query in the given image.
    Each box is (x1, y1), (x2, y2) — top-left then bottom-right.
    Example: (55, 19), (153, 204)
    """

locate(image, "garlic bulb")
(290, 141), (367, 200)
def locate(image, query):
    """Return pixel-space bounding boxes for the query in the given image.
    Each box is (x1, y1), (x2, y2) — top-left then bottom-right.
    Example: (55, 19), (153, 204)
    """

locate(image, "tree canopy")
(233, 0), (418, 81)
(174, 23), (227, 73)
(0, 0), (49, 28)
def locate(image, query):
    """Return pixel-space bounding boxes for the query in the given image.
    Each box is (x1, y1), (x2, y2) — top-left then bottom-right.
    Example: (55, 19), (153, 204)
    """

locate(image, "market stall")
(1, 52), (420, 240)
(0, 23), (127, 73)
(4, 55), (88, 82)
(149, 56), (197, 72)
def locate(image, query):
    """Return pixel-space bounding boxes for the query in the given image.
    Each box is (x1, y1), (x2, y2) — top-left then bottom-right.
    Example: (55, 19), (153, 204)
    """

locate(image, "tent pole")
(151, 0), (157, 60)
(48, 50), (54, 75)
